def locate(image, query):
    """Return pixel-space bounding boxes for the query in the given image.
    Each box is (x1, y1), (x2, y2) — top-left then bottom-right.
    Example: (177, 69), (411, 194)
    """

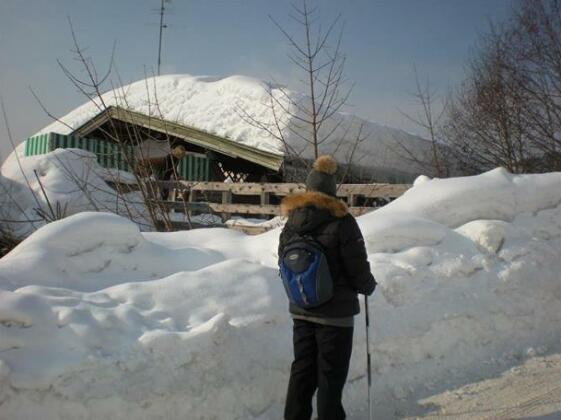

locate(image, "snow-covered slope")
(1, 168), (561, 419)
(37, 74), (432, 177)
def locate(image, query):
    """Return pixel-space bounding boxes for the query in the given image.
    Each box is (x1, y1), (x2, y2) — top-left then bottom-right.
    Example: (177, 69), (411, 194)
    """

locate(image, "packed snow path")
(410, 353), (561, 419)
(1, 168), (561, 419)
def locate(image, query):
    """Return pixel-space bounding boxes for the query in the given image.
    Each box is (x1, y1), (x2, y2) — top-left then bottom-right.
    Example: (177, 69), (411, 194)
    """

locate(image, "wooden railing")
(150, 180), (410, 220)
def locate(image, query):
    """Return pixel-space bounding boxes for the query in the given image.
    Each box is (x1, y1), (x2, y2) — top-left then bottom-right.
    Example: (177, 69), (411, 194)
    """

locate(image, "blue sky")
(0, 0), (515, 160)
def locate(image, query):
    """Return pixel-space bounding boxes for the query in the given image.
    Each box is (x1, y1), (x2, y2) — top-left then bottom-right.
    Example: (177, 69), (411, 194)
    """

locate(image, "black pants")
(284, 319), (354, 420)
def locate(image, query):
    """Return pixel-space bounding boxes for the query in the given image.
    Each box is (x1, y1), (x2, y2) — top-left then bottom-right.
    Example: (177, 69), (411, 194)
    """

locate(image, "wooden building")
(25, 105), (284, 183)
(24, 105), (417, 186)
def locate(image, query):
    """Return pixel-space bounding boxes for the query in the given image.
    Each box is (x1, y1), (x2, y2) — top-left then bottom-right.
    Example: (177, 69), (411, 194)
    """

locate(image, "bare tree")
(9, 18), (197, 234)
(52, 18), (202, 231)
(440, 0), (561, 174)
(506, 0), (561, 169)
(54, 23), (167, 228)
(395, 67), (450, 177)
(441, 18), (536, 173)
(237, 0), (362, 179)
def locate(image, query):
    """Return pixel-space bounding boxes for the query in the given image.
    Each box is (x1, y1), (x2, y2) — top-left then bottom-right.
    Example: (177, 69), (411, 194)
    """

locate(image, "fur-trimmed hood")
(280, 191), (348, 218)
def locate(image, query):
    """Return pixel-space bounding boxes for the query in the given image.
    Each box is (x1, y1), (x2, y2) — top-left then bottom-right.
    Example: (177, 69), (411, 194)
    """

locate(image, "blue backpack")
(279, 234), (333, 309)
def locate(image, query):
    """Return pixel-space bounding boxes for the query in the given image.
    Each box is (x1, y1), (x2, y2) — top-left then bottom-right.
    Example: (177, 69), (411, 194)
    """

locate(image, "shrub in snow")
(0, 145), (152, 239)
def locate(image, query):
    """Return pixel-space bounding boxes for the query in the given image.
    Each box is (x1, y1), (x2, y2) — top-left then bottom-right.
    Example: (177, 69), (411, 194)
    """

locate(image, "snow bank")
(0, 145), (151, 237)
(35, 73), (432, 176)
(1, 169), (561, 419)
(376, 167), (561, 228)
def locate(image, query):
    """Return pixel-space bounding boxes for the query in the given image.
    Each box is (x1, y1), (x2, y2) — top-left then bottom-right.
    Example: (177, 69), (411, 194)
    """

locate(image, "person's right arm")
(278, 223), (289, 260)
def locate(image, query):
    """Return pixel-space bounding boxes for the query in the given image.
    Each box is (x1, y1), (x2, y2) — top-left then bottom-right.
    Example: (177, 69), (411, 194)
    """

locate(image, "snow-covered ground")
(225, 216), (285, 230)
(37, 73), (433, 177)
(1, 167), (561, 419)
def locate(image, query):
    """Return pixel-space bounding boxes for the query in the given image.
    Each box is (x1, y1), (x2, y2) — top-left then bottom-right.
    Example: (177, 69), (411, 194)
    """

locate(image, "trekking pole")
(364, 295), (373, 420)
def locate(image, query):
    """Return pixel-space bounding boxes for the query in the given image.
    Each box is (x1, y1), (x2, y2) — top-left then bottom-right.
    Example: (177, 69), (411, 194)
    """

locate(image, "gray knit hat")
(306, 155), (338, 197)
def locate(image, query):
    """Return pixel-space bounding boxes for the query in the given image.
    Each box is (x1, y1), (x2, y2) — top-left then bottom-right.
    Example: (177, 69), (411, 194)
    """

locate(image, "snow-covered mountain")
(38, 74), (432, 178)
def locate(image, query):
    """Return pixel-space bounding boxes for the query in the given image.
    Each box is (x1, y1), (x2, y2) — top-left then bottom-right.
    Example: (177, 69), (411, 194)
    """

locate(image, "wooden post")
(169, 188), (177, 213)
(260, 192), (270, 205)
(188, 188), (198, 218)
(260, 191), (271, 221)
(145, 180), (158, 201)
(222, 190), (232, 221)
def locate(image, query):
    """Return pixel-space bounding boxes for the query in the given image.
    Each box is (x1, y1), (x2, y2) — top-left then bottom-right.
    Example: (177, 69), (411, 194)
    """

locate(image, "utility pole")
(157, 0), (168, 75)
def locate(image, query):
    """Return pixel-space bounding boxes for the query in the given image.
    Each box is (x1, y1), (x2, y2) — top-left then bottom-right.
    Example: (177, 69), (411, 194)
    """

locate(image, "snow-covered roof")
(69, 106), (285, 170)
(37, 74), (432, 175)
(37, 74), (291, 155)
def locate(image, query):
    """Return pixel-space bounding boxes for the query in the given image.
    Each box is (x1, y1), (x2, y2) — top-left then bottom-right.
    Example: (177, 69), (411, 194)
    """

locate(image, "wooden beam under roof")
(70, 106), (284, 171)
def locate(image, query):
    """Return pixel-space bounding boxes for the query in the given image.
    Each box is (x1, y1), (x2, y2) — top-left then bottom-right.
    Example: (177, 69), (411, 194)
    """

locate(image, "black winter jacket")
(278, 191), (376, 318)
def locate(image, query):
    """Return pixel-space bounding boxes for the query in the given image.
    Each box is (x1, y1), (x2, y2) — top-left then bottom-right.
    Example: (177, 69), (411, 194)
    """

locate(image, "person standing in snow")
(278, 155), (376, 420)
(159, 144), (186, 199)
(137, 144), (187, 200)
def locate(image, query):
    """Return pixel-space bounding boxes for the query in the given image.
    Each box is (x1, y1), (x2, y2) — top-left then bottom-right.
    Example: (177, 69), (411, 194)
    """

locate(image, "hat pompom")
(313, 155), (337, 175)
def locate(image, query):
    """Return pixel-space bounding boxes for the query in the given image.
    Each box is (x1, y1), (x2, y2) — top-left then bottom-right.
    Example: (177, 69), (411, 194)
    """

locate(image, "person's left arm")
(339, 214), (377, 295)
